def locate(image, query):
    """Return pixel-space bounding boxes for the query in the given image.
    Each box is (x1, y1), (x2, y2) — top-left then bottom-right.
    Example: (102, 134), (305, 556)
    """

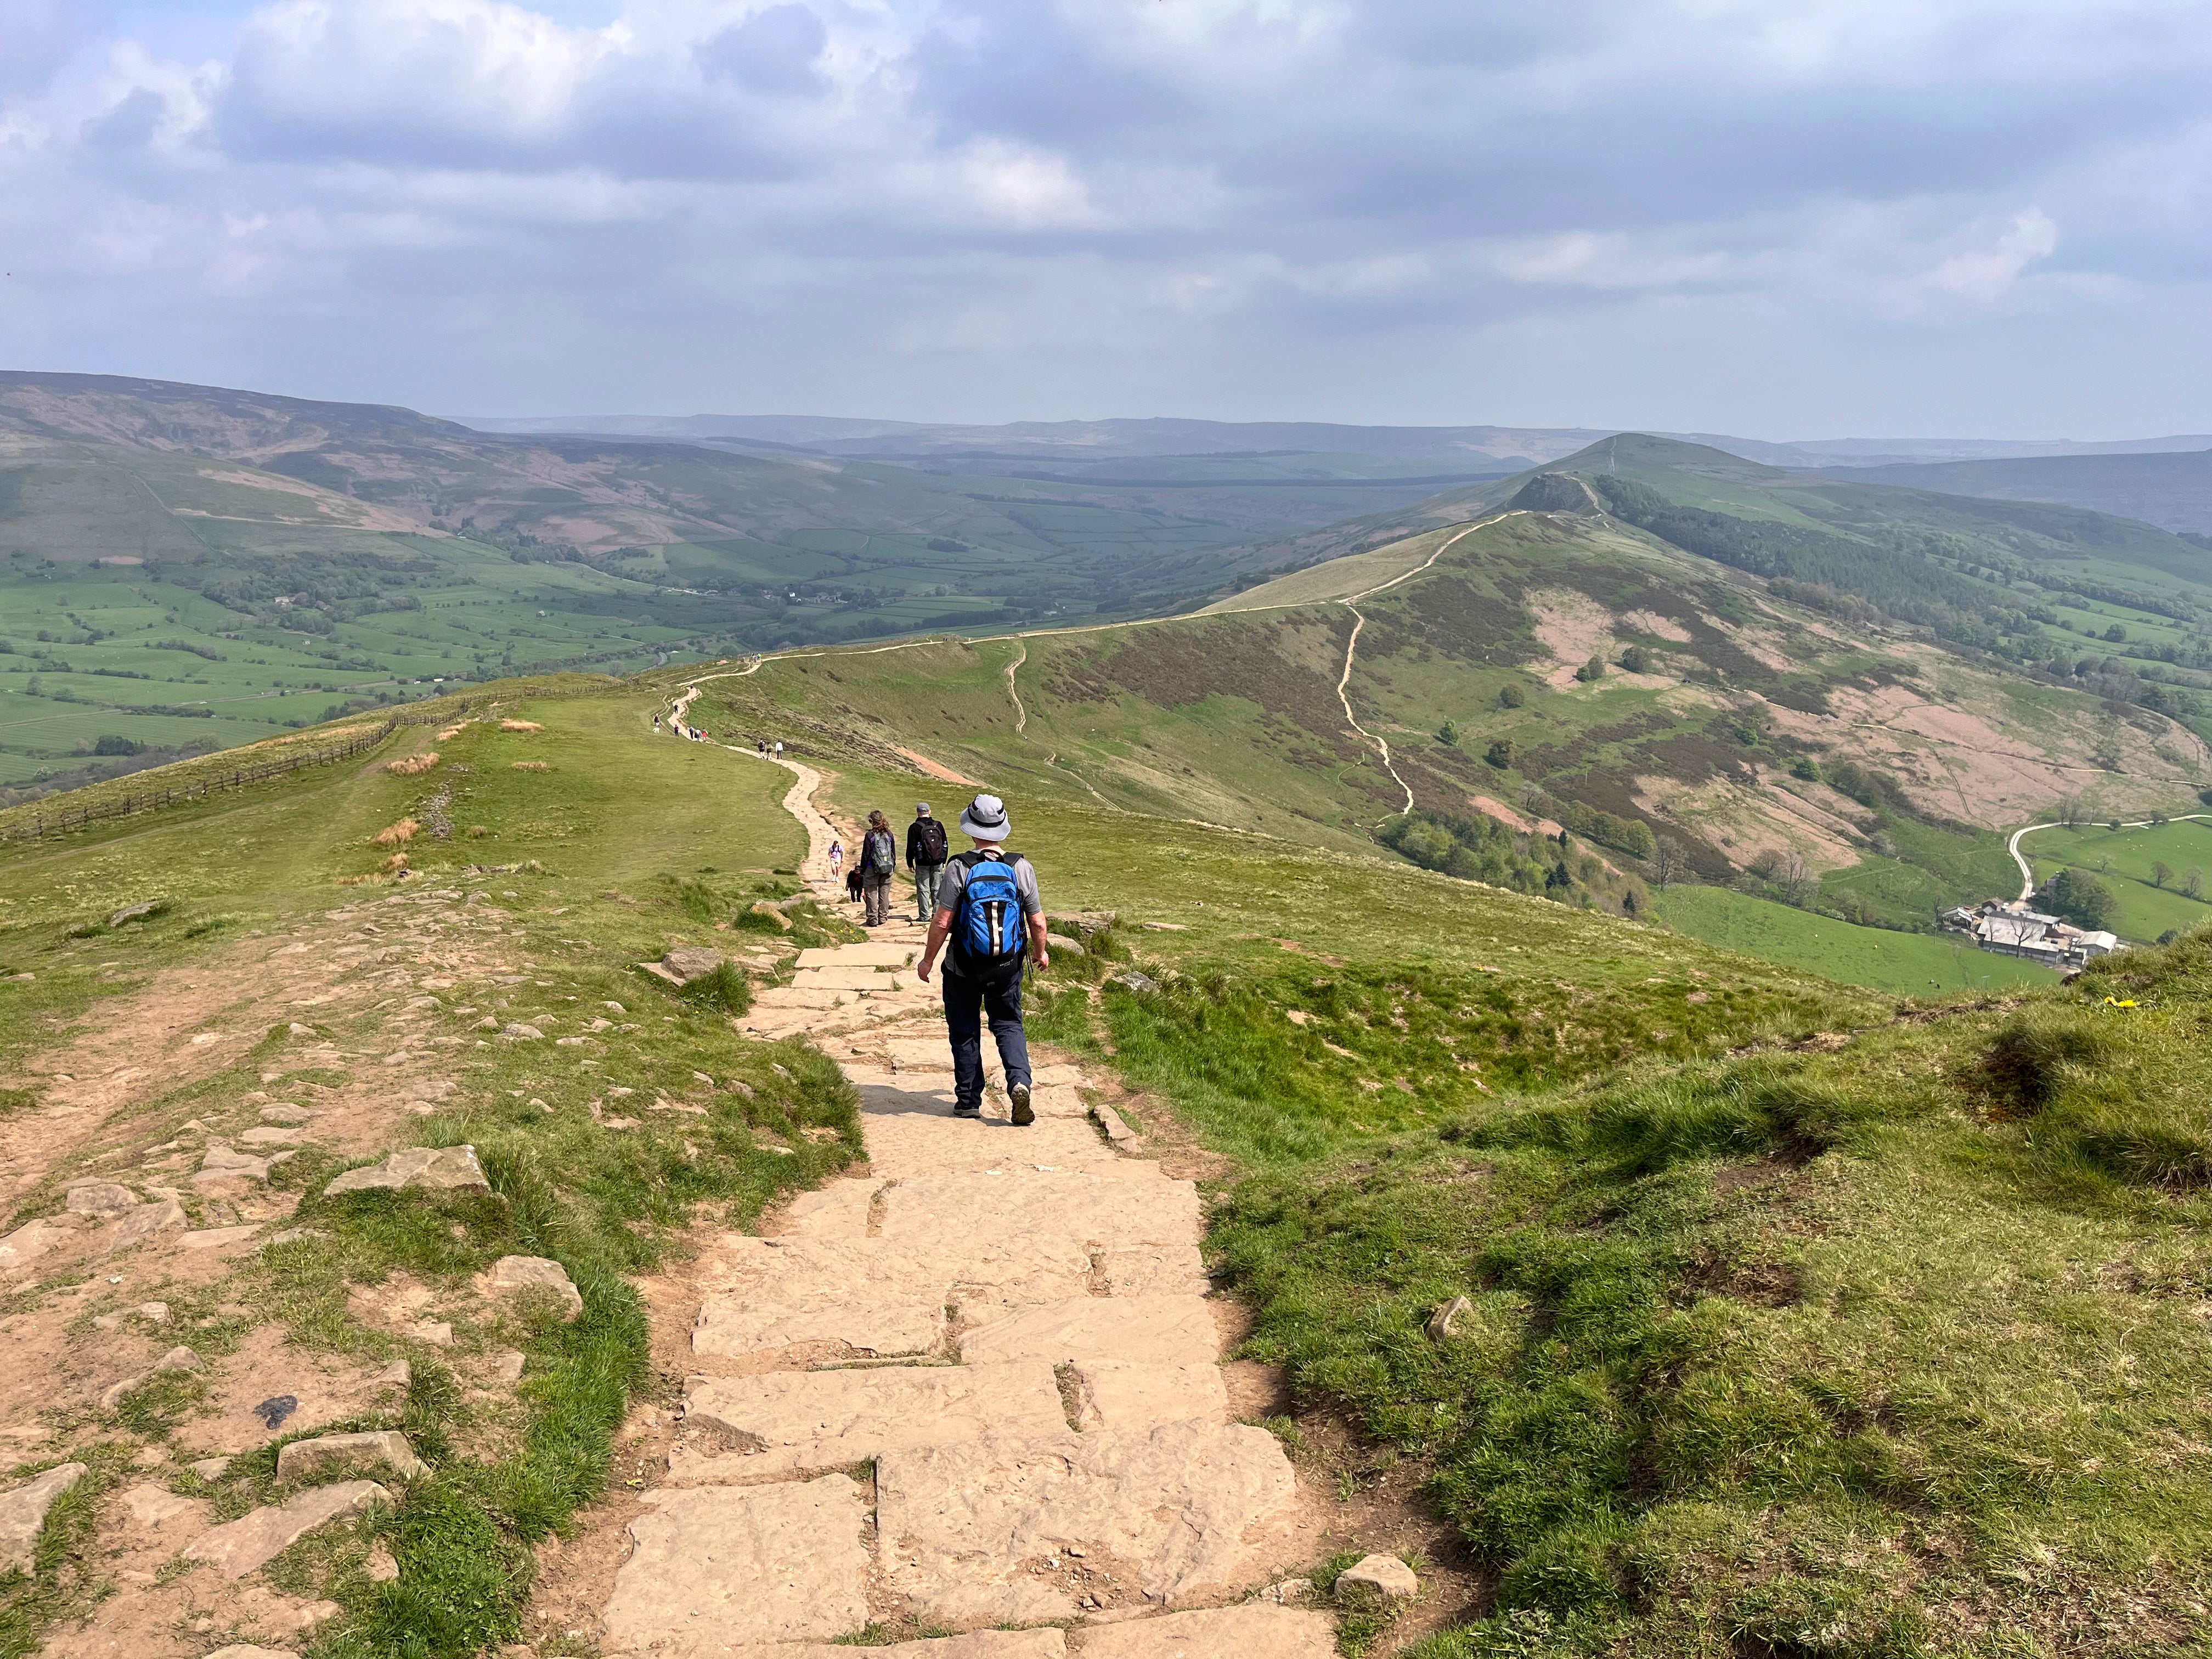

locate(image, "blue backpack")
(951, 850), (1027, 972)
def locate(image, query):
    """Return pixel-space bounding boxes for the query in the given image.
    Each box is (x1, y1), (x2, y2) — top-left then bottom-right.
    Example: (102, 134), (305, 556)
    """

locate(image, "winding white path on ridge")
(1334, 515), (1511, 818)
(2008, 812), (2212, 904)
(660, 509), (1518, 823)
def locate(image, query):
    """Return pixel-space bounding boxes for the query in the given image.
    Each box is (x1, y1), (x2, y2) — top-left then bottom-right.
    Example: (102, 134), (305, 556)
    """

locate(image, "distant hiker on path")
(857, 810), (898, 926)
(774, 741), (784, 758)
(907, 802), (948, 923)
(828, 838), (844, 883)
(917, 793), (1048, 1124)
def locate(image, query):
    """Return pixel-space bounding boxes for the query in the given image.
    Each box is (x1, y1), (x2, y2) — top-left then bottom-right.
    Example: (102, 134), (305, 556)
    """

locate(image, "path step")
(798, 945), (912, 968)
(876, 1421), (1298, 1626)
(603, 1474), (870, 1651)
(795, 966), (906, 991)
(672, 1362), (1069, 1481)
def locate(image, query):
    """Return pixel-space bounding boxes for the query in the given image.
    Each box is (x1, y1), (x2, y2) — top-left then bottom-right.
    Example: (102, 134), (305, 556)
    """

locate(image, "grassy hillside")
(9, 653), (2212, 1657)
(1839, 449), (2212, 536)
(783, 674), (2212, 1658)
(695, 500), (2209, 995)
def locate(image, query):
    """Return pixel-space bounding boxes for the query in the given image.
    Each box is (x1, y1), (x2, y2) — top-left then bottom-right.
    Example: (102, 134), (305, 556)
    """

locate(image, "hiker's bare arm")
(917, 909), (955, 981)
(1029, 912), (1051, 970)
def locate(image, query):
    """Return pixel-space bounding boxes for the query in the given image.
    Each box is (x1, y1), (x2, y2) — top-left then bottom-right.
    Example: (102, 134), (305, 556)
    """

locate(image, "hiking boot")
(952, 1105), (981, 1120)
(1009, 1082), (1034, 1126)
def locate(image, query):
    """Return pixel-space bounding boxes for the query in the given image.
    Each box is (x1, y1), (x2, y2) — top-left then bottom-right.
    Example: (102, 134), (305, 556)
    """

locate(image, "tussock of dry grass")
(436, 723), (469, 740)
(499, 719), (543, 733)
(385, 752), (441, 776)
(511, 760), (550, 772)
(379, 852), (409, 873)
(373, 817), (421, 847)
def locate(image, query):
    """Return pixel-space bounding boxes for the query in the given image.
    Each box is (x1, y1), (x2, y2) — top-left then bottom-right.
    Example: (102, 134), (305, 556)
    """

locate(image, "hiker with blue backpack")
(916, 793), (1050, 1124)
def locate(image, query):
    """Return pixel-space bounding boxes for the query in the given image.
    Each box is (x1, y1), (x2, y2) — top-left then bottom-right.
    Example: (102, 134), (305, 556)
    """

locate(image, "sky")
(1, 0), (2208, 437)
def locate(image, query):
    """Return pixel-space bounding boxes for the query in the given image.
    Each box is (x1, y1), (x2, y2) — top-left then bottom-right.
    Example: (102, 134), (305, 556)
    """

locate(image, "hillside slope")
(1835, 447), (2212, 535)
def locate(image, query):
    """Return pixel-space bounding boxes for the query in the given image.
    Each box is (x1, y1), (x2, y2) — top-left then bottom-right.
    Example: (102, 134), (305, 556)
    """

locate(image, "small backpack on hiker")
(912, 814), (949, 866)
(947, 849), (1028, 975)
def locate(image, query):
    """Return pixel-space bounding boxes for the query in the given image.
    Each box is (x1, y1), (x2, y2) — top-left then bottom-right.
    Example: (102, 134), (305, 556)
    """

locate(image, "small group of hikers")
(829, 793), (1048, 1125)
(829, 800), (955, 926)
(649, 710), (714, 742)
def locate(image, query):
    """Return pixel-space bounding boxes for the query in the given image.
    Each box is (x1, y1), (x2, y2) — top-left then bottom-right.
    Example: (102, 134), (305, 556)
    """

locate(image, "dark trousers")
(942, 966), (1031, 1111)
(862, 873), (892, 924)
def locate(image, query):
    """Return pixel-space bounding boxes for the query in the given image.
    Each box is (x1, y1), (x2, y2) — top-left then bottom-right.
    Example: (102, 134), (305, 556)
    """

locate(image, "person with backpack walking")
(906, 802), (948, 923)
(916, 794), (1048, 1124)
(857, 810), (899, 926)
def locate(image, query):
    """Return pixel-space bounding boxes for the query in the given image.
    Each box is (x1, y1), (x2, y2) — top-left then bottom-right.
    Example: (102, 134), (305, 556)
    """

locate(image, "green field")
(2023, 815), (2212, 940)
(1656, 883), (2061, 993)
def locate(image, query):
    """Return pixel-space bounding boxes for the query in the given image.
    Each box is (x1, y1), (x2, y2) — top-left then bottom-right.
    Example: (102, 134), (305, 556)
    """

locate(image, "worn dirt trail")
(586, 746), (1334, 1656)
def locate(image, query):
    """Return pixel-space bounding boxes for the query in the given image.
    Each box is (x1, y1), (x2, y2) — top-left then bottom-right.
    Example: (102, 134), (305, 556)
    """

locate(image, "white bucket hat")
(958, 793), (1009, 840)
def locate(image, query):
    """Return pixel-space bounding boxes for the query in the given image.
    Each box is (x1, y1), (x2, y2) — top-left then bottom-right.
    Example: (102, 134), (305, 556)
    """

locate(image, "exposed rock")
(92, 1301), (171, 1330)
(676, 1363), (1066, 1479)
(182, 1481), (392, 1578)
(193, 1143), (272, 1196)
(603, 1475), (870, 1652)
(239, 1127), (307, 1147)
(119, 1482), (199, 1526)
(1076, 1606), (1336, 1656)
(1335, 1552), (1419, 1599)
(957, 1295), (1219, 1370)
(876, 1422), (1297, 1624)
(1092, 1102), (1138, 1144)
(365, 1543), (400, 1582)
(747, 900), (793, 930)
(65, 1181), (138, 1217)
(0, 1220), (72, 1275)
(659, 946), (729, 985)
(1425, 1296), (1472, 1341)
(178, 1226), (264, 1252)
(324, 1145), (489, 1197)
(109, 901), (162, 927)
(498, 1023), (544, 1041)
(0, 1463), (86, 1575)
(157, 1345), (204, 1373)
(489, 1349), (525, 1383)
(482, 1255), (583, 1322)
(190, 1457), (232, 1480)
(408, 1321), (454, 1346)
(275, 1431), (428, 1483)
(101, 1199), (188, 1250)
(1109, 970), (1159, 994)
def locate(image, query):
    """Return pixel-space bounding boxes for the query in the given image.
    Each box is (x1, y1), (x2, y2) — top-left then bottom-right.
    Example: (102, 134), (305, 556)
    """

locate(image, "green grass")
(1656, 884), (2060, 994)
(2024, 817), (2212, 941)
(0, 678), (846, 1658)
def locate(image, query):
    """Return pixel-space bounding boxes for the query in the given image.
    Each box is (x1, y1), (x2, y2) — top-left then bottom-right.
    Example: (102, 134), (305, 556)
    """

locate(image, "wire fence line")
(0, 700), (477, 846)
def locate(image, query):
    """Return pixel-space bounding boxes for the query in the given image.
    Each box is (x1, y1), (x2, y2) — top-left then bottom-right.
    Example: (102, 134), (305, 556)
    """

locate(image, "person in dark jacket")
(857, 810), (898, 926)
(906, 802), (949, 923)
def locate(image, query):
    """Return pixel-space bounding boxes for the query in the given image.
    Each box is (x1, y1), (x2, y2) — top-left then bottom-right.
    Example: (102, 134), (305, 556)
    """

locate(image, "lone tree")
(1575, 654), (1606, 682)
(1497, 684), (1526, 709)
(1618, 645), (1654, 673)
(2185, 867), (2205, 900)
(1437, 719), (1459, 747)
(1485, 738), (1515, 769)
(2153, 859), (2175, 890)
(1652, 836), (1686, 890)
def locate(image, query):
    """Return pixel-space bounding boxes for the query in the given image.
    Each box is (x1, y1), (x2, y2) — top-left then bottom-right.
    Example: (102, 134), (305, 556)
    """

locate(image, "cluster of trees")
(1381, 808), (1652, 917)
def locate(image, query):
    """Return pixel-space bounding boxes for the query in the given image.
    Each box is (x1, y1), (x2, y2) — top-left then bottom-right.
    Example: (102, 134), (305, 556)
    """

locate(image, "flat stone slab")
(959, 1296), (1220, 1370)
(794, 966), (904, 991)
(98, 1199), (188, 1251)
(0, 1463), (86, 1575)
(693, 1237), (947, 1359)
(65, 1180), (138, 1216)
(1070, 1361), (1226, 1430)
(483, 1254), (583, 1322)
(325, 1145), (488, 1197)
(797, 945), (912, 968)
(676, 1362), (1068, 1479)
(603, 1474), (870, 1654)
(730, 1635), (1064, 1658)
(183, 1480), (391, 1578)
(877, 1423), (1297, 1626)
(1072, 1606), (1336, 1657)
(275, 1431), (429, 1483)
(877, 1171), (1203, 1256)
(748, 988), (849, 1011)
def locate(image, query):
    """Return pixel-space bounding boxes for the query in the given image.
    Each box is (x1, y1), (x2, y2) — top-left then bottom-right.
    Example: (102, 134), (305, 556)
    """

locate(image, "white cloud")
(0, 0), (2203, 431)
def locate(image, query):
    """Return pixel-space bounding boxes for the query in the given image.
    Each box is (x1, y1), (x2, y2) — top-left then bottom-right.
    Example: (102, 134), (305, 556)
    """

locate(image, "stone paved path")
(601, 736), (1332, 1656)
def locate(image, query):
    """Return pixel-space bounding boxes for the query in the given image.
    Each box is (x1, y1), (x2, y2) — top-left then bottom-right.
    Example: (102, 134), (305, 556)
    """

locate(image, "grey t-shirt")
(935, 851), (1043, 954)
